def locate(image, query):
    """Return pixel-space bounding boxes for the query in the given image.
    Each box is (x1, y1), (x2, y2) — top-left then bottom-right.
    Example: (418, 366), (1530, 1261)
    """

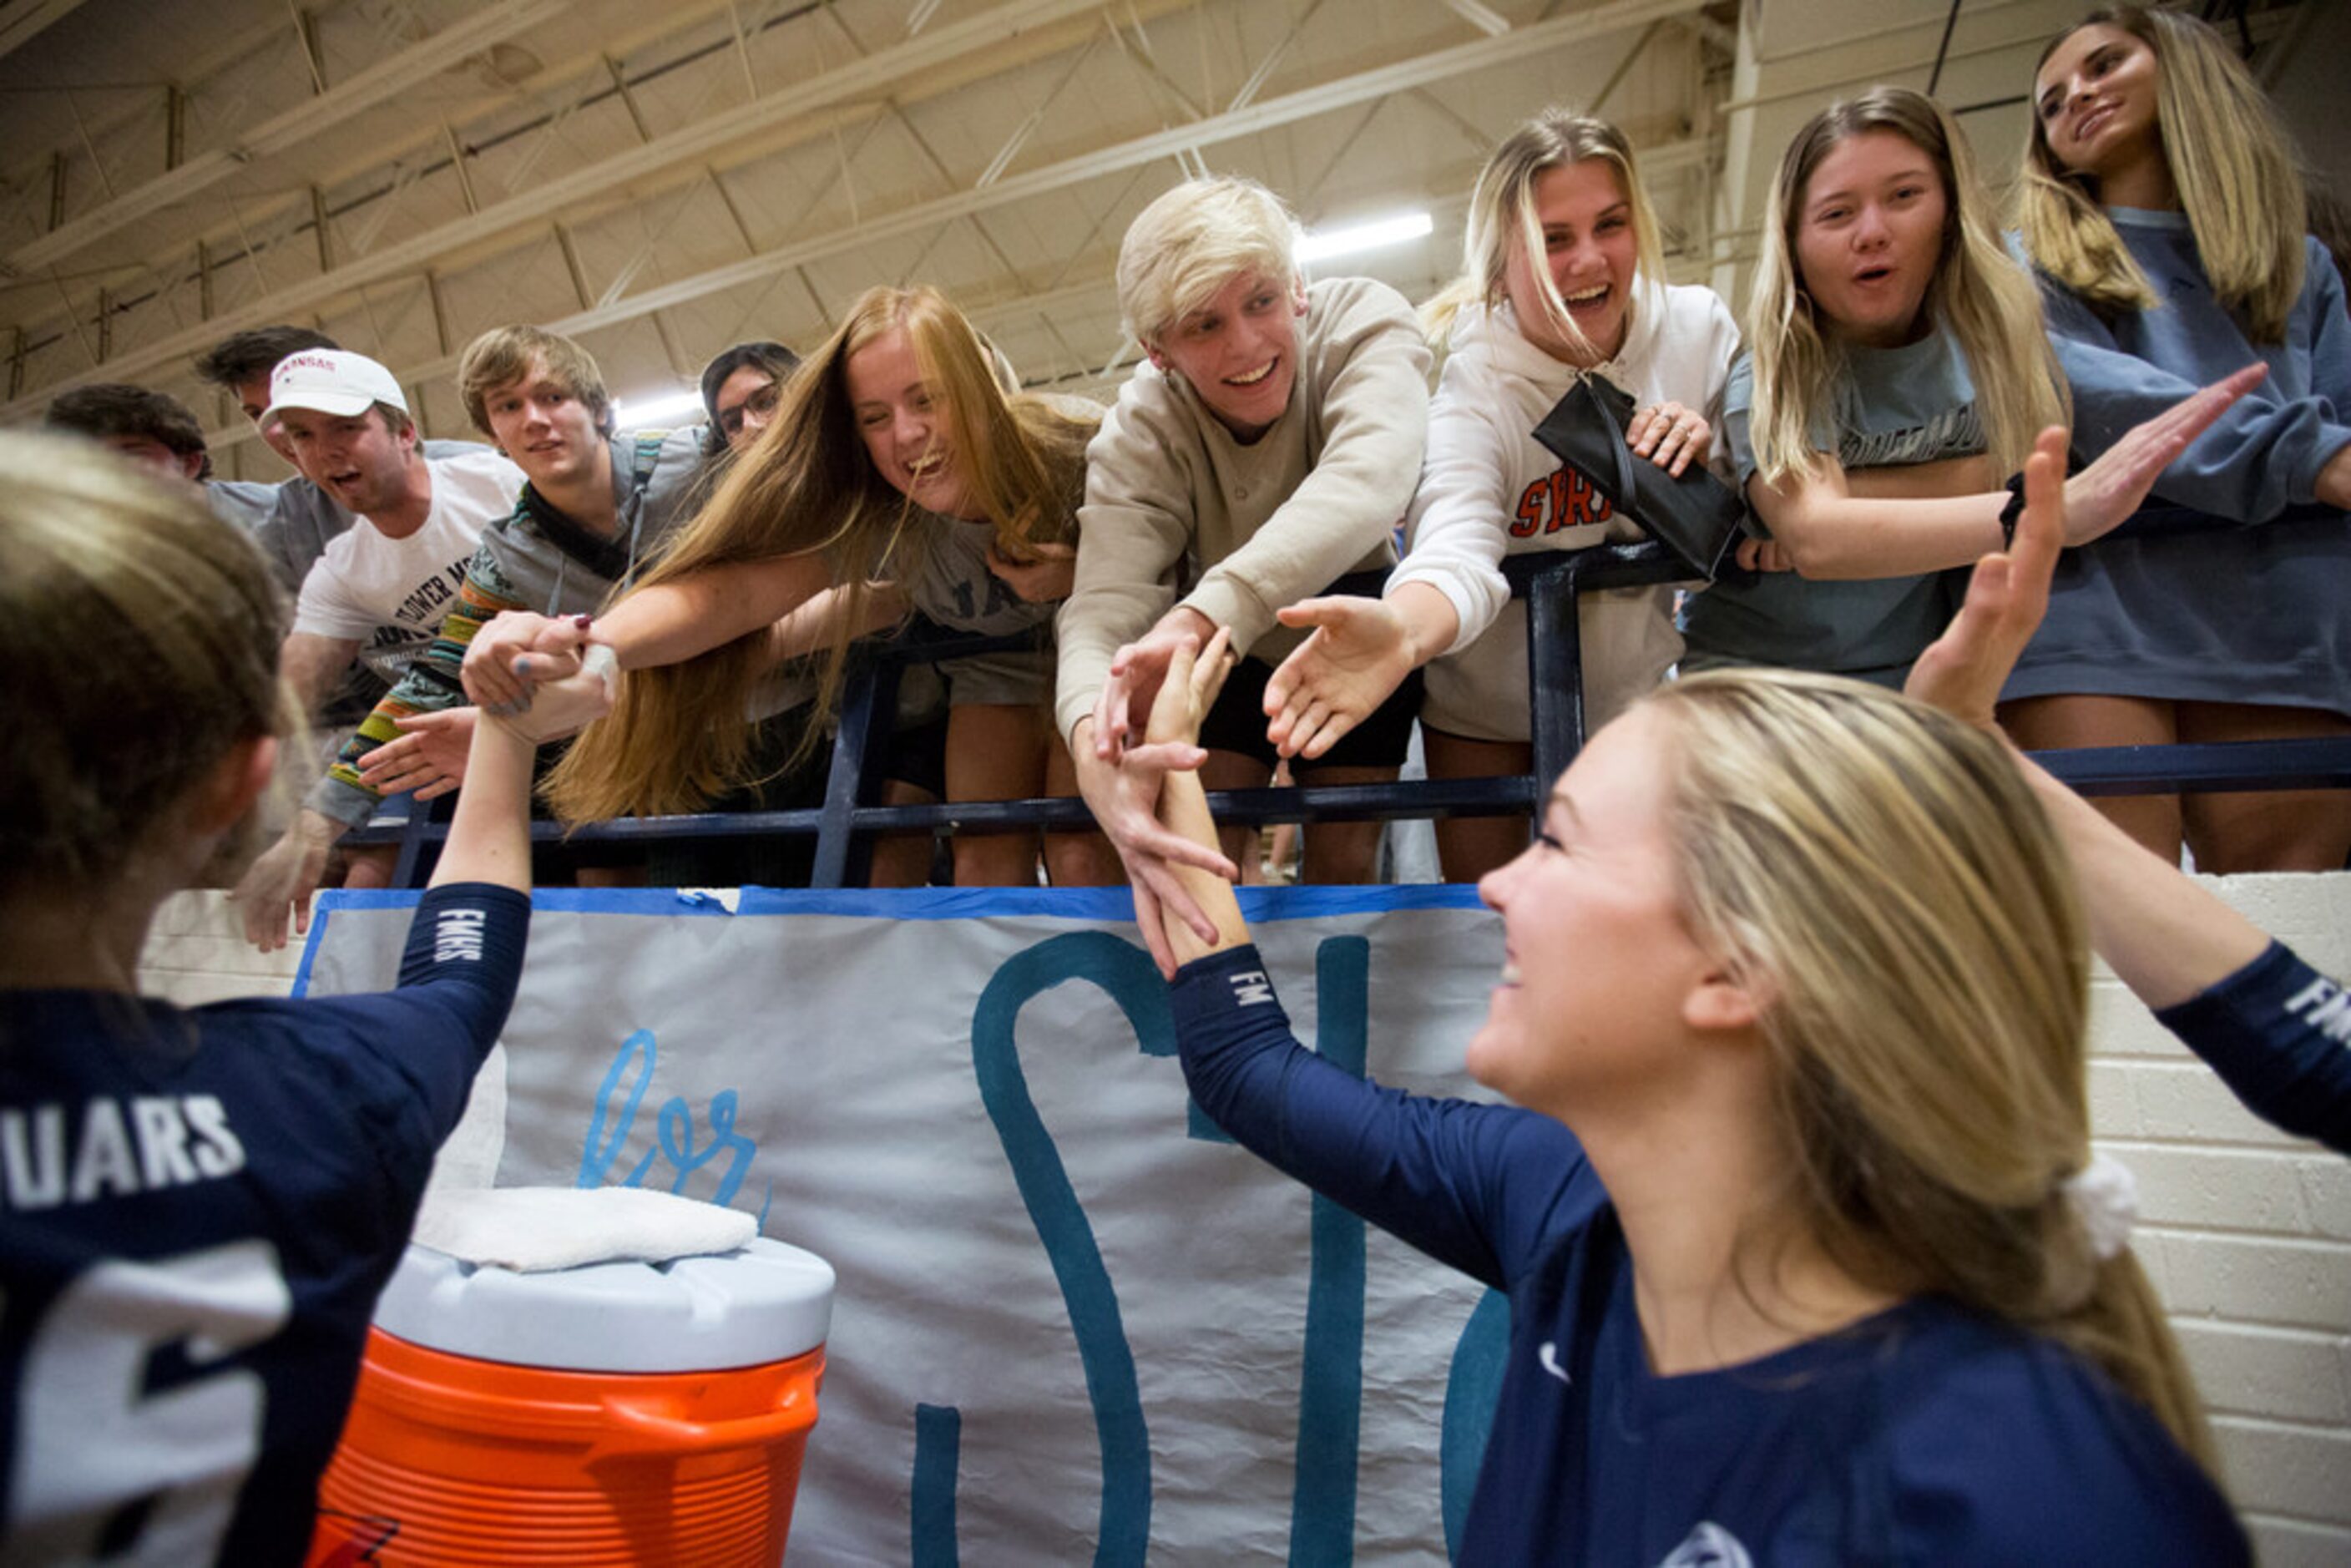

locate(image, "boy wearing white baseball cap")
(260, 346), (409, 424)
(237, 347), (523, 910)
(265, 349), (523, 718)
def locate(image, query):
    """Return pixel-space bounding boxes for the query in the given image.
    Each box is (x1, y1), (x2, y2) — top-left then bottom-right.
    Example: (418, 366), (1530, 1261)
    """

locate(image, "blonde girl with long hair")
(1678, 85), (2237, 686)
(1263, 109), (1740, 882)
(465, 286), (1115, 888)
(0, 432), (604, 1556)
(2003, 6), (2351, 872)
(1142, 465), (2245, 1558)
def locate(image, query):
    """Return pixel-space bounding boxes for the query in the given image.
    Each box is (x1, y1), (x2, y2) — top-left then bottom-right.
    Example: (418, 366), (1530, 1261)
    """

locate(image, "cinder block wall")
(143, 881), (2351, 1559)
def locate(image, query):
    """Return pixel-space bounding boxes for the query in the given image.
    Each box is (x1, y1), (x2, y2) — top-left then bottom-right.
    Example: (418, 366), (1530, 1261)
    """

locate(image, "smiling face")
(1146, 266), (1308, 443)
(846, 324), (981, 520)
(2034, 22), (2163, 185)
(1468, 707), (1718, 1123)
(714, 364), (781, 453)
(1504, 158), (1639, 366)
(273, 405), (414, 516)
(1792, 129), (1949, 350)
(481, 352), (604, 493)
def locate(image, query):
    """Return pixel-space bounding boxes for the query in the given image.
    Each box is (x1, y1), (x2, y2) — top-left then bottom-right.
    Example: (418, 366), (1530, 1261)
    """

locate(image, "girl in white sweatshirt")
(1266, 109), (1739, 879)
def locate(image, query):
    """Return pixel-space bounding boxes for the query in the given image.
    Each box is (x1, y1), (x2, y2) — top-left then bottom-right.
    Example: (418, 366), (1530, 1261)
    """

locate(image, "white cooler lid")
(374, 1237), (836, 1372)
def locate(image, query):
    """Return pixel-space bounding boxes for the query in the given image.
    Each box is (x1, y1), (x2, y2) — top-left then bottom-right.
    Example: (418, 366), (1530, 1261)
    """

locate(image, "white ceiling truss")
(0, 0), (2325, 473)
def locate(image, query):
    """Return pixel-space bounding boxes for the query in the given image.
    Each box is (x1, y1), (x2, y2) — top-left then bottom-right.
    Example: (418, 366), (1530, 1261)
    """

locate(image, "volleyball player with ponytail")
(1140, 444), (2247, 1560)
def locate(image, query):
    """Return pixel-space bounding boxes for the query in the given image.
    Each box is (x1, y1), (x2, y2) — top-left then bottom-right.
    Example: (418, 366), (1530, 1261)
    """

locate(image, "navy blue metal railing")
(359, 526), (2351, 886)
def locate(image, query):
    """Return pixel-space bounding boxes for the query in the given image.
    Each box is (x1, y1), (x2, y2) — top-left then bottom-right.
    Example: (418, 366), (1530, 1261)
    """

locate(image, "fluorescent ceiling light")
(1296, 210), (1434, 265)
(611, 387), (705, 428)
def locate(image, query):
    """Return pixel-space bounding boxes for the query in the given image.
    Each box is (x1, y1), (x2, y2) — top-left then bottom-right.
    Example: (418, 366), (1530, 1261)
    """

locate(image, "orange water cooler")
(308, 1237), (834, 1566)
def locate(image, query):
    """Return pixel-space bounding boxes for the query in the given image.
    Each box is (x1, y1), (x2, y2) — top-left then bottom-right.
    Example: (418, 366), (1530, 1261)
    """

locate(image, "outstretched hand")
(1264, 595), (1413, 761)
(230, 811), (340, 953)
(1906, 425), (2067, 730)
(357, 707), (477, 802)
(1147, 626), (1236, 749)
(1074, 626), (1240, 978)
(1911, 421), (2283, 1015)
(2057, 362), (2267, 546)
(489, 646), (618, 743)
(1092, 608), (1218, 763)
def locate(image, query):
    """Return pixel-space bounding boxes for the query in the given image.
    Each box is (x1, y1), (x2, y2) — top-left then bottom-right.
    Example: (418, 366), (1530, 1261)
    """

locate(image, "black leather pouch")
(1531, 376), (1748, 581)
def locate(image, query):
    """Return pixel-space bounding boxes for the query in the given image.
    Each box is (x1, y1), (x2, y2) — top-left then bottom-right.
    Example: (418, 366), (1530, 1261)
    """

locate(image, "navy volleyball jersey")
(1169, 944), (2248, 1566)
(0, 883), (528, 1565)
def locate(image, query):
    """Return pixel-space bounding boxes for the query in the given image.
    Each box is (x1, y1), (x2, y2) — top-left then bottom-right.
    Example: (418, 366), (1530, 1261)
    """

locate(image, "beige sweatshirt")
(1054, 275), (1431, 741)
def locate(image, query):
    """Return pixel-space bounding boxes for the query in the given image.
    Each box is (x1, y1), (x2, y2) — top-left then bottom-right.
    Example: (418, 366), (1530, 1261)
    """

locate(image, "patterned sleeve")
(306, 537), (534, 828)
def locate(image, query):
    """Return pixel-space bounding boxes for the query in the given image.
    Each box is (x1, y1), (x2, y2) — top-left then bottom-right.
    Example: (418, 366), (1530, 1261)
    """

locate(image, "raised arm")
(1150, 630), (1251, 969)
(1907, 425), (2346, 1154)
(427, 658), (614, 892)
(311, 660), (618, 1142)
(1062, 627), (1246, 982)
(1757, 363), (2267, 579)
(1906, 424), (2270, 999)
(463, 551), (832, 714)
(1155, 628), (1598, 1279)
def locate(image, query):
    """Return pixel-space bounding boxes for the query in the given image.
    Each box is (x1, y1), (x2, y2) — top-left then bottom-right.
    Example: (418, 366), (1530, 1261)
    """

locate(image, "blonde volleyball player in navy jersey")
(0, 432), (609, 1564)
(1141, 483), (2243, 1557)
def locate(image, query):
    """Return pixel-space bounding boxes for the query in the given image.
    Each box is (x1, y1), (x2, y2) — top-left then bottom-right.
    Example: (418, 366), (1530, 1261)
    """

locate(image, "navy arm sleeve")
(2154, 941), (2351, 1156)
(1170, 944), (1601, 1290)
(299, 883), (532, 1173)
(384, 882), (530, 1136)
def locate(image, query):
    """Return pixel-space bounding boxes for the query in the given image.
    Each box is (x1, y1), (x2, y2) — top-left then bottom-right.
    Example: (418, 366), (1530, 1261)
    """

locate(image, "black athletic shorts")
(1195, 569), (1421, 773)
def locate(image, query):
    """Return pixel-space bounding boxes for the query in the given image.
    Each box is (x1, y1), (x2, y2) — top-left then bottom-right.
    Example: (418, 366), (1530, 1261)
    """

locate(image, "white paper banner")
(301, 885), (1514, 1564)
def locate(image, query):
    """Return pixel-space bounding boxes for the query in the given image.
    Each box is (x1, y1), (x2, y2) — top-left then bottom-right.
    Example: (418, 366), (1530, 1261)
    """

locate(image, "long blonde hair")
(2017, 7), (2306, 345)
(1645, 668), (2217, 1479)
(1423, 109), (1668, 356)
(544, 286), (1094, 822)
(0, 432), (296, 901)
(1746, 87), (2066, 486)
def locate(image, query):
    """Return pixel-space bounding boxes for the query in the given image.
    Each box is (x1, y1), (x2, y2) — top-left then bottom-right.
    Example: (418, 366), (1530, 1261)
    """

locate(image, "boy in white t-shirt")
(265, 349), (522, 716)
(234, 349), (521, 915)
